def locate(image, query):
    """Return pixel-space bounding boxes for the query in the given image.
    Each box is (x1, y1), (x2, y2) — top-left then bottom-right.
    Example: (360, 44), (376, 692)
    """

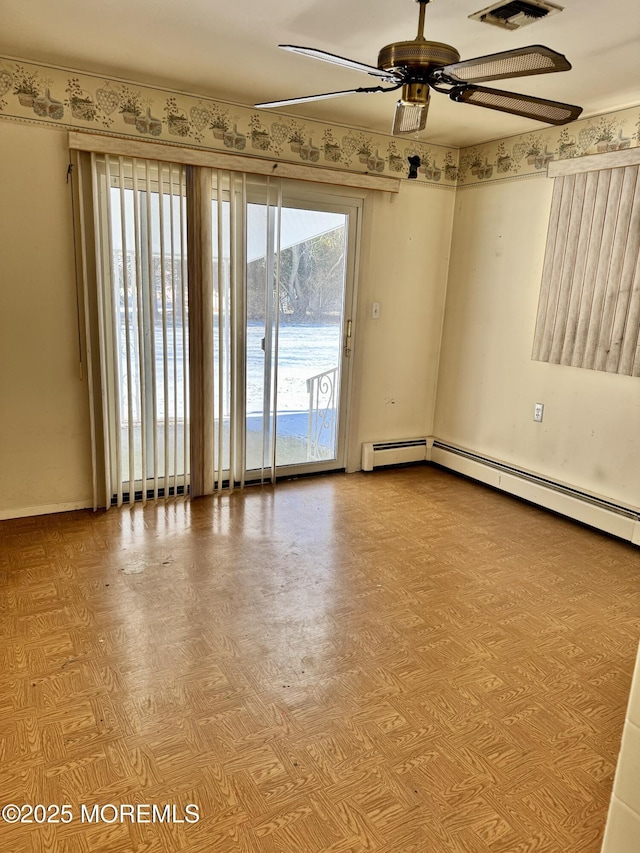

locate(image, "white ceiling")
(2, 0), (639, 148)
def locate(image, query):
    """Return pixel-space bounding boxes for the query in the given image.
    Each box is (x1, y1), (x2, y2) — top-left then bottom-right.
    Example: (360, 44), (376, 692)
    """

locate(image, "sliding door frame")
(243, 180), (363, 481)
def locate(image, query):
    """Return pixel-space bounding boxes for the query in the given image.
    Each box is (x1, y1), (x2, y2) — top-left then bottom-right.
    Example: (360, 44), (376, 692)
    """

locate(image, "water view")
(246, 322), (341, 414)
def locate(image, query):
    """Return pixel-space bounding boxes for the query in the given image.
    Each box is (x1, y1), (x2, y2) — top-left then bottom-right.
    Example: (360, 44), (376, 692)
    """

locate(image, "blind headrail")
(548, 146), (640, 178)
(68, 131), (400, 193)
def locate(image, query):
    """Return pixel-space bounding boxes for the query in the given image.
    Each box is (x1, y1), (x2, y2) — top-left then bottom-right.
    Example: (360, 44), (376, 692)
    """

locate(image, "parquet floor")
(1, 466), (640, 853)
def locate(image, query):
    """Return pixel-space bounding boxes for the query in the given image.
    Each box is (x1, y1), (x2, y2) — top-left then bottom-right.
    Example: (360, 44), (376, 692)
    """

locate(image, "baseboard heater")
(431, 440), (640, 546)
(361, 437), (432, 471)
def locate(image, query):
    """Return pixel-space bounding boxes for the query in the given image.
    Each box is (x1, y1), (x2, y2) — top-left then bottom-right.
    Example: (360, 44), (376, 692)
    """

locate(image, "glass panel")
(275, 209), (347, 466)
(244, 202), (348, 472)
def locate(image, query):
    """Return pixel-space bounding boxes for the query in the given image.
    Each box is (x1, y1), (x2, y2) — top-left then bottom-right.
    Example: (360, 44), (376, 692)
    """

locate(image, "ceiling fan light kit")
(256, 0), (582, 138)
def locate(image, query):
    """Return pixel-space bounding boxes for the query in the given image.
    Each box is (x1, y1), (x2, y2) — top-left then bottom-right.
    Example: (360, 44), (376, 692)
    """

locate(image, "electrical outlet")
(372, 302), (380, 319)
(533, 402), (544, 422)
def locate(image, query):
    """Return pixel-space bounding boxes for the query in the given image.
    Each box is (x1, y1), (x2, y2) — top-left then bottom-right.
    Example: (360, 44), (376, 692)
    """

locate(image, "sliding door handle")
(344, 319), (352, 357)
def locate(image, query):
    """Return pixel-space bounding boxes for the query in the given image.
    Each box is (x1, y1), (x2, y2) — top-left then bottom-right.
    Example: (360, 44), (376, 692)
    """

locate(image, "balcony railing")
(306, 366), (338, 460)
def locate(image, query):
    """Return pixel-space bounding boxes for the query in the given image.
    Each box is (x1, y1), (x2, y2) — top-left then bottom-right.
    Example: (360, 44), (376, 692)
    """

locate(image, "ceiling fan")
(255, 0), (582, 135)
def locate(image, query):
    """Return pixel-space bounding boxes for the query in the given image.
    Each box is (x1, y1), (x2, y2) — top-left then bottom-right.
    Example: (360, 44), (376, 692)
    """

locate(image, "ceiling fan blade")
(279, 45), (399, 81)
(392, 100), (429, 135)
(441, 45), (571, 84)
(256, 84), (398, 110)
(450, 85), (582, 124)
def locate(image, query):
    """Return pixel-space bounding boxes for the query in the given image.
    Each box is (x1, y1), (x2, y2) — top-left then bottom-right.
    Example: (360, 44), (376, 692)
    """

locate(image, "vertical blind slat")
(217, 169), (225, 492)
(76, 155), (99, 511)
(117, 156), (135, 505)
(180, 168), (189, 494)
(131, 159), (148, 503)
(144, 162), (159, 500)
(239, 174), (248, 490)
(228, 171), (236, 493)
(104, 155), (124, 508)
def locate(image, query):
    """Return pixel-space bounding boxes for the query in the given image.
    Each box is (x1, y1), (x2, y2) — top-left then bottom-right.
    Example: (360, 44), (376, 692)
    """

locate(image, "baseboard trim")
(2, 447), (639, 546)
(431, 440), (640, 546)
(0, 500), (93, 521)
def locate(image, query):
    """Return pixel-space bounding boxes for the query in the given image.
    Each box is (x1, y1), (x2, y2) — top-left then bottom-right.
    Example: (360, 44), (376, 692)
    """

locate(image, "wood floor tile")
(1, 466), (639, 851)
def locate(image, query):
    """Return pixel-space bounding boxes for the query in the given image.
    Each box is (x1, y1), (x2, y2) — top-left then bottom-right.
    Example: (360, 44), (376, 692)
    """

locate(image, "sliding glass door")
(90, 157), (359, 504)
(244, 187), (358, 480)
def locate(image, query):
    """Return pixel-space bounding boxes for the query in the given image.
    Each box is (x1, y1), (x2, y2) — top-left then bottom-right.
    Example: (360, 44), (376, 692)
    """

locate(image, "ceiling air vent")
(470, 0), (563, 30)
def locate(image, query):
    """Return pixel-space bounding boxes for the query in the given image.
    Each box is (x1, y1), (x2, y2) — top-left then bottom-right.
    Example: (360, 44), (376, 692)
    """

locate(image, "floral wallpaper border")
(0, 57), (458, 187)
(1, 57), (638, 189)
(458, 105), (640, 187)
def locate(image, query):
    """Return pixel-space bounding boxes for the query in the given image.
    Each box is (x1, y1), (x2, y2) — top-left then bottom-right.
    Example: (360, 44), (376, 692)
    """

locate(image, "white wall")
(434, 175), (640, 509)
(347, 181), (455, 468)
(0, 121), (93, 518)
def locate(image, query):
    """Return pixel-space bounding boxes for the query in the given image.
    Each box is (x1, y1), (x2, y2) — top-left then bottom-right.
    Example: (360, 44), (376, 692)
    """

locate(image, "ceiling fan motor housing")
(377, 40), (460, 75)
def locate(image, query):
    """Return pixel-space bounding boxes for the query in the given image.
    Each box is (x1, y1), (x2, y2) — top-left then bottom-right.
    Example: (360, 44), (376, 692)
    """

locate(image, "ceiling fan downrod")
(416, 0), (429, 41)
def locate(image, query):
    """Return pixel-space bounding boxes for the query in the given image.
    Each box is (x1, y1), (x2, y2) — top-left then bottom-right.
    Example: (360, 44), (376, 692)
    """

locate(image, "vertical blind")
(186, 166), (284, 497)
(533, 165), (640, 376)
(79, 153), (190, 507)
(79, 153), (287, 508)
